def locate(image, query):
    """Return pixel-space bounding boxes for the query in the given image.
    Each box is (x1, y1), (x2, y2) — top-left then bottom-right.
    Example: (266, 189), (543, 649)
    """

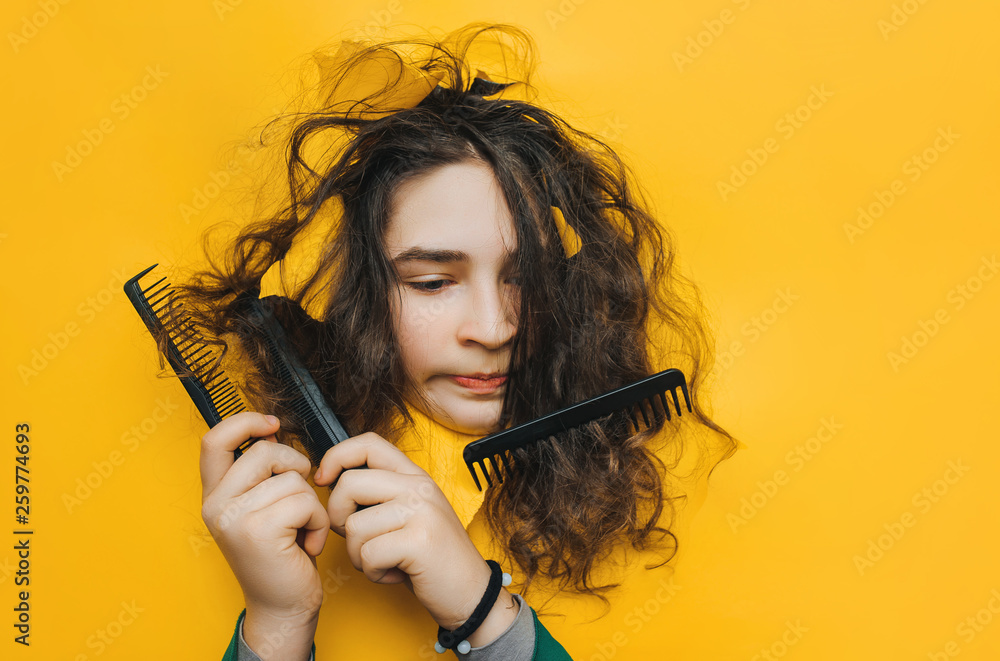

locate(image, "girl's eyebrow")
(391, 247), (469, 264)
(391, 246), (521, 272)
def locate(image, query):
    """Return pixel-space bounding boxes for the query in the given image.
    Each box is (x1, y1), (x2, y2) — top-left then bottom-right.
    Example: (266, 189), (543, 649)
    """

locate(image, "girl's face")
(385, 159), (519, 435)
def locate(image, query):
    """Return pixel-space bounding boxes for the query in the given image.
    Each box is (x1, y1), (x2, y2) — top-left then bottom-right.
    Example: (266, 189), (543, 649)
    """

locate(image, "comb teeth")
(124, 264), (248, 428)
(234, 293), (351, 465)
(471, 449), (518, 491)
(464, 369), (692, 491)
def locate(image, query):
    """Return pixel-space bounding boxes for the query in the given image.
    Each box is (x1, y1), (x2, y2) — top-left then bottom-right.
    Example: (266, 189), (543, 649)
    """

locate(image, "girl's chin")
(419, 399), (502, 437)
(433, 413), (497, 437)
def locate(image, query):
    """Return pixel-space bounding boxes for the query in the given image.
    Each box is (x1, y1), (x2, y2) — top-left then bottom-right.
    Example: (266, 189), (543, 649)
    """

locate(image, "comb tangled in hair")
(124, 264), (246, 426)
(125, 265), (350, 465)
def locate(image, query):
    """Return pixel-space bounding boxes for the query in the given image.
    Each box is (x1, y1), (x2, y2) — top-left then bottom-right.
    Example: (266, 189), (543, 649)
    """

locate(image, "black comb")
(463, 368), (691, 490)
(124, 264), (247, 430)
(231, 292), (351, 465)
(125, 265), (350, 466)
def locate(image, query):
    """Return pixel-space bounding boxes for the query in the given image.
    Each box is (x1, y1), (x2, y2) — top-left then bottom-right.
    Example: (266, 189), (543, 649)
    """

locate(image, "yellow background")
(4, 0), (999, 659)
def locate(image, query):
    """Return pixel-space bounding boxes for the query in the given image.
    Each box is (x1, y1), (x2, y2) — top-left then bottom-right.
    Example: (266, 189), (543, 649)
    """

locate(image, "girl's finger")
(327, 469), (431, 535)
(342, 501), (410, 571)
(199, 412), (281, 498)
(255, 491), (332, 558)
(314, 432), (424, 487)
(233, 469), (316, 515)
(356, 527), (419, 584)
(212, 439), (313, 503)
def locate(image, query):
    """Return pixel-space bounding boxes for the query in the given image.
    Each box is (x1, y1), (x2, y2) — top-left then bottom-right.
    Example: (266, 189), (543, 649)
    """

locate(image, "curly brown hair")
(171, 22), (736, 601)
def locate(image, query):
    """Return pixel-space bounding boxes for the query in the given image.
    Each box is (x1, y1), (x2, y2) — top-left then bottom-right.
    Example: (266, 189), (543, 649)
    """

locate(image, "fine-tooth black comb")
(463, 368), (692, 490)
(124, 265), (350, 466)
(230, 291), (351, 465)
(124, 264), (247, 429)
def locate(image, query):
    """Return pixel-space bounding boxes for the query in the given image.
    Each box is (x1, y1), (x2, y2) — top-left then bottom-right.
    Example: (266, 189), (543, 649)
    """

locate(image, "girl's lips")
(450, 374), (507, 394)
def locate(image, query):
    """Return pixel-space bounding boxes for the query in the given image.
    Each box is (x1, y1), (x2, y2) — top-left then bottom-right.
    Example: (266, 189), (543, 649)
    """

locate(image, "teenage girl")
(176, 22), (735, 660)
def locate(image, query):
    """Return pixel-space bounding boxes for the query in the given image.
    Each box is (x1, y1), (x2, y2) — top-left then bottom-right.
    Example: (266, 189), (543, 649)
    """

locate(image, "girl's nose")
(457, 282), (517, 349)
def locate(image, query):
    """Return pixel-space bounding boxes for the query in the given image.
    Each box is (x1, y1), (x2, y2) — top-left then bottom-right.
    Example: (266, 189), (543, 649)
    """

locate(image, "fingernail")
(265, 415), (278, 425)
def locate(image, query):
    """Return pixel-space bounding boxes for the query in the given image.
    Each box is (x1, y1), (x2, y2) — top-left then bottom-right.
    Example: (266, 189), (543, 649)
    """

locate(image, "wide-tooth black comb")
(231, 292), (351, 465)
(463, 368), (691, 490)
(124, 264), (247, 429)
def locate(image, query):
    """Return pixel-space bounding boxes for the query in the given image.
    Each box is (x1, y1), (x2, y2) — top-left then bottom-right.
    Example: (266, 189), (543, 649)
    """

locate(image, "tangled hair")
(173, 22), (736, 600)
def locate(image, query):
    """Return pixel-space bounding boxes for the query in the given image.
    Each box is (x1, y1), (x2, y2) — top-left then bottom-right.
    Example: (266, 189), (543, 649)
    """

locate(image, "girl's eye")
(408, 279), (450, 292)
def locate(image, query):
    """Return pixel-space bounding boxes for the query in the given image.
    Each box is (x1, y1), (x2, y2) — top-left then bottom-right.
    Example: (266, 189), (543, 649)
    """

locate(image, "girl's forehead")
(385, 160), (517, 255)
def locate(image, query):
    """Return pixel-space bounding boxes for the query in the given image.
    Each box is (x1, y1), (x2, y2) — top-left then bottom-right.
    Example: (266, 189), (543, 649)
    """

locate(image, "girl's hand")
(200, 412), (330, 660)
(315, 433), (519, 646)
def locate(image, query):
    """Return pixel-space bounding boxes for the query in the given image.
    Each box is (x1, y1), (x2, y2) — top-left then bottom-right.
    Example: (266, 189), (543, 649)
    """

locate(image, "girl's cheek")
(396, 295), (454, 369)
(407, 289), (461, 333)
(402, 296), (443, 337)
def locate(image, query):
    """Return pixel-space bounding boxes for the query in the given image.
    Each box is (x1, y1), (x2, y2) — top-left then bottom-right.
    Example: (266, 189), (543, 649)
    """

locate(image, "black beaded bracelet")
(435, 560), (512, 655)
